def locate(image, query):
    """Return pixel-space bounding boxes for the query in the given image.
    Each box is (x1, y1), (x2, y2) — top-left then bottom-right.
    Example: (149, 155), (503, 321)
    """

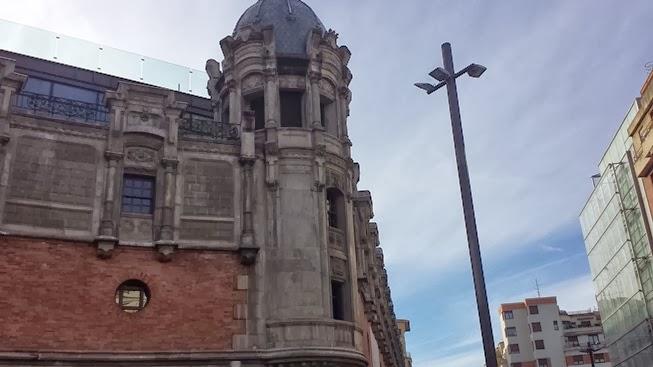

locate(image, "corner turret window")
(280, 91), (303, 127)
(245, 93), (265, 130)
(331, 279), (345, 320)
(320, 96), (337, 135)
(326, 188), (345, 229)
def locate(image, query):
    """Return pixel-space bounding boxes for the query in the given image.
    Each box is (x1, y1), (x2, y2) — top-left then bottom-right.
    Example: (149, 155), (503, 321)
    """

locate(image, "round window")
(115, 279), (150, 313)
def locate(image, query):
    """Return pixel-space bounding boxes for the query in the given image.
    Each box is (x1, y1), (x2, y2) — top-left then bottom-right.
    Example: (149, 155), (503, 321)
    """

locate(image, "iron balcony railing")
(11, 91), (109, 125)
(179, 114), (239, 142)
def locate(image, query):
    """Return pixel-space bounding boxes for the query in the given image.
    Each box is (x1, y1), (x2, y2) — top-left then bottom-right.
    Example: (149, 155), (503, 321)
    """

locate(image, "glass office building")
(580, 101), (653, 367)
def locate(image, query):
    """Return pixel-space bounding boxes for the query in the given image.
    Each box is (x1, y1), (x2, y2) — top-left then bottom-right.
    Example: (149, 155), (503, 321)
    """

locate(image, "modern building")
(580, 70), (653, 367)
(498, 297), (611, 367)
(0, 1), (411, 366)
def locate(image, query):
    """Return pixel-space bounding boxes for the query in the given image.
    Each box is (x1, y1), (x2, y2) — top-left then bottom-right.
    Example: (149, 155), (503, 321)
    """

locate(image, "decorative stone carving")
(242, 73), (264, 94)
(125, 147), (156, 168)
(330, 257), (347, 280)
(206, 58), (222, 102)
(326, 171), (345, 191)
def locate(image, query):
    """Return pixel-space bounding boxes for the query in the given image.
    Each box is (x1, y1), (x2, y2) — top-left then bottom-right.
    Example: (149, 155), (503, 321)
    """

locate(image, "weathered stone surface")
(179, 220), (234, 241)
(8, 136), (97, 206)
(182, 160), (233, 217)
(4, 203), (91, 230)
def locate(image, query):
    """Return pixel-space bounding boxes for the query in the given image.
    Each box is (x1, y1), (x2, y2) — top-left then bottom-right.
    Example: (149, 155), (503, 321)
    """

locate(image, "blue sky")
(3, 1), (652, 366)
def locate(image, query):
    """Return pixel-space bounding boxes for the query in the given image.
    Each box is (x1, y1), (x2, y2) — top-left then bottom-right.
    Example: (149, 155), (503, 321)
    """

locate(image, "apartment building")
(499, 297), (611, 367)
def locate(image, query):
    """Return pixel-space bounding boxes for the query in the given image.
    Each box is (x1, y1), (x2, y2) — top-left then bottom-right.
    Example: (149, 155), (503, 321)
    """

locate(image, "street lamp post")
(580, 342), (601, 367)
(415, 42), (496, 367)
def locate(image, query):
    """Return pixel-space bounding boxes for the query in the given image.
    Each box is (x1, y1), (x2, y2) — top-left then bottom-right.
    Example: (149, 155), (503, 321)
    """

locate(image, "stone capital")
(308, 71), (322, 83)
(161, 157), (179, 172)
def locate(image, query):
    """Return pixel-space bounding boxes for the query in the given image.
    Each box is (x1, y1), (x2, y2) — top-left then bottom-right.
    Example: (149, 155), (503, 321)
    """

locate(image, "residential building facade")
(0, 1), (410, 366)
(499, 297), (611, 367)
(580, 70), (653, 367)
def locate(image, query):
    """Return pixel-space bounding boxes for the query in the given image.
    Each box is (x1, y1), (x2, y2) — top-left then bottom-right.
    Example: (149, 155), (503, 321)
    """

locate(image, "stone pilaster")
(156, 157), (178, 262)
(96, 151), (124, 259)
(264, 67), (279, 128)
(309, 71), (322, 129)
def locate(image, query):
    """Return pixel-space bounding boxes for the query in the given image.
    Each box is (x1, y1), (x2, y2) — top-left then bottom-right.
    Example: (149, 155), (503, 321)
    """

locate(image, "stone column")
(227, 79), (241, 125)
(263, 68), (279, 127)
(156, 157), (178, 262)
(309, 71), (322, 129)
(239, 110), (258, 265)
(96, 151), (124, 259)
(338, 87), (351, 135)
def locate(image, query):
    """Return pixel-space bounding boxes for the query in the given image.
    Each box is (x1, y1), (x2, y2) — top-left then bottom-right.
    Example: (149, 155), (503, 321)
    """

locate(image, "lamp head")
(414, 83), (437, 94)
(467, 63), (487, 78)
(429, 67), (450, 82)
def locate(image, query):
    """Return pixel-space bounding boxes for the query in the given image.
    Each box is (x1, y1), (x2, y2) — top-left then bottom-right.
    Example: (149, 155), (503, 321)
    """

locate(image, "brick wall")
(0, 236), (246, 352)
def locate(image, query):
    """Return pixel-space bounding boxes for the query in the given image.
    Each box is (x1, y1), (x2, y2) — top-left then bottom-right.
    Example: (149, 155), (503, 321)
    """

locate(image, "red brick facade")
(0, 236), (246, 352)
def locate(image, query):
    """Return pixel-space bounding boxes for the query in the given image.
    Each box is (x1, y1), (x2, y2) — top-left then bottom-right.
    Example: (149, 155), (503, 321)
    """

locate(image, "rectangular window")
(122, 175), (155, 214)
(246, 94), (265, 130)
(553, 320), (559, 330)
(534, 340), (545, 350)
(537, 359), (549, 367)
(503, 310), (514, 320)
(595, 353), (606, 363)
(573, 355), (584, 365)
(580, 320), (592, 327)
(331, 280), (345, 321)
(532, 322), (542, 332)
(567, 335), (579, 347)
(529, 305), (539, 315)
(505, 327), (517, 337)
(508, 343), (520, 354)
(588, 334), (600, 345)
(280, 91), (303, 127)
(510, 363), (522, 367)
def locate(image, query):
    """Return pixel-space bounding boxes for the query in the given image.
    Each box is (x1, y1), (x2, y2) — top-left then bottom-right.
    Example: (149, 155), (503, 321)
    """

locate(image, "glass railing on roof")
(0, 18), (209, 98)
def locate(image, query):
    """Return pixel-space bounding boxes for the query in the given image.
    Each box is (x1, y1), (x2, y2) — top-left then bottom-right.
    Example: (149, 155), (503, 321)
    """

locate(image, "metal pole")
(441, 42), (497, 367)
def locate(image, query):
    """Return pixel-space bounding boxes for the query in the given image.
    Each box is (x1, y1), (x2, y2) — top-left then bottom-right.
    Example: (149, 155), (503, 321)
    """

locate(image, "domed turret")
(234, 0), (325, 56)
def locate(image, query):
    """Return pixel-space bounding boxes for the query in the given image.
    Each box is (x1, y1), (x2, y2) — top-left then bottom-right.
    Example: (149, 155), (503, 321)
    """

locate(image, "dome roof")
(234, 0), (325, 56)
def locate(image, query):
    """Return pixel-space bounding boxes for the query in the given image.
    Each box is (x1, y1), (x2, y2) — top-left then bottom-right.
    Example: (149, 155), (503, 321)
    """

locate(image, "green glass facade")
(580, 102), (653, 366)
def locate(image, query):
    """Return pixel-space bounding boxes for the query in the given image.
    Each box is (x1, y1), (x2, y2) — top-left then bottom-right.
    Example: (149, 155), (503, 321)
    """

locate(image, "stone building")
(0, 0), (411, 366)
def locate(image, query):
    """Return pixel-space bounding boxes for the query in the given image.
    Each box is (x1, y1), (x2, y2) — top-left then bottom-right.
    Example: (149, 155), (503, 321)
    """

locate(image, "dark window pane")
(23, 77), (52, 95)
(280, 91), (303, 127)
(52, 83), (99, 104)
(122, 175), (155, 214)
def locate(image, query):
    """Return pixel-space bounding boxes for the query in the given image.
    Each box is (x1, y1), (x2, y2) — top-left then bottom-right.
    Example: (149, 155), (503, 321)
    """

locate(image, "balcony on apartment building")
(629, 70), (653, 177)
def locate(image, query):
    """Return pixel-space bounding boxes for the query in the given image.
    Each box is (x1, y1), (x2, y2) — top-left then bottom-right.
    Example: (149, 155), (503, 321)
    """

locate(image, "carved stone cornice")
(104, 151), (124, 162)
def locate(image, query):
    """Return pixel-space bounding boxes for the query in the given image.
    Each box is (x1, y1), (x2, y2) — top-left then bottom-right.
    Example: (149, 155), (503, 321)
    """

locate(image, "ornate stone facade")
(0, 1), (410, 366)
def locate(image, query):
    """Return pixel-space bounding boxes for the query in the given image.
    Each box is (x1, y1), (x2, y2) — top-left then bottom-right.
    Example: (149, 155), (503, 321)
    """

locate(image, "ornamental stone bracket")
(155, 241), (177, 263)
(95, 235), (118, 259)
